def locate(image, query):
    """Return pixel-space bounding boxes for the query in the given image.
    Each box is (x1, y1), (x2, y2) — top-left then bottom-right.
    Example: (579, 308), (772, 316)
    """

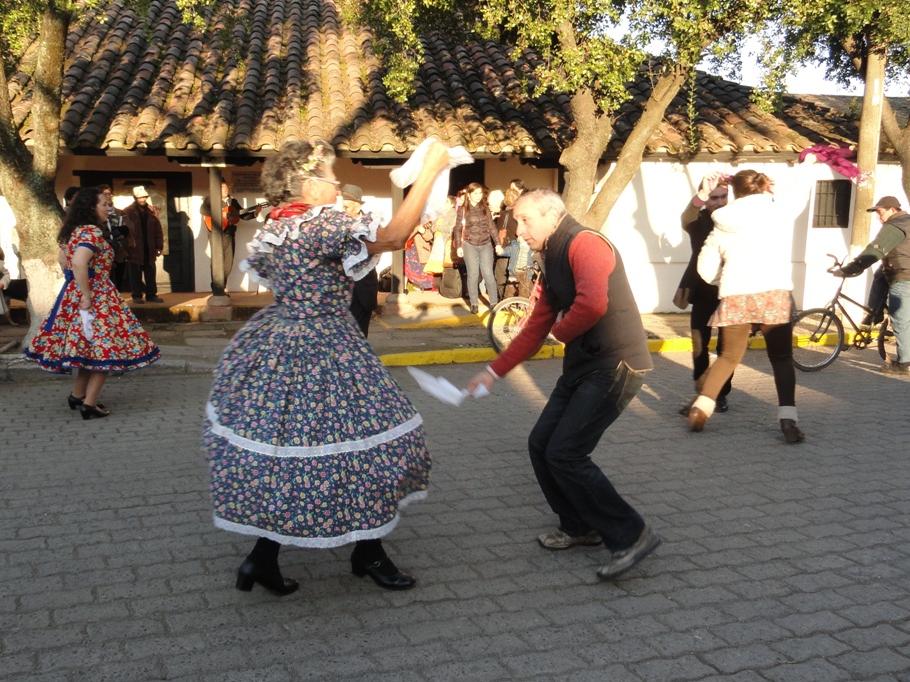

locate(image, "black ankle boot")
(351, 540), (416, 591)
(79, 403), (110, 420)
(236, 538), (298, 596)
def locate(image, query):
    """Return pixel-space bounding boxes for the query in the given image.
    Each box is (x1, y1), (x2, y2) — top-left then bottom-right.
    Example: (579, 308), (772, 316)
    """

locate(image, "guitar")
(204, 201), (271, 231)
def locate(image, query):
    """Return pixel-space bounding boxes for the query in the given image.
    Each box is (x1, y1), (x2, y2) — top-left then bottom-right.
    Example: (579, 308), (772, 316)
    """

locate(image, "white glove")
(456, 247), (464, 258)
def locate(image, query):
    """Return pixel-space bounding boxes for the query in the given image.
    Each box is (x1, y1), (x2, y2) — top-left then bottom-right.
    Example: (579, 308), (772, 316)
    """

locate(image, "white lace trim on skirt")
(212, 490), (428, 548)
(205, 401), (423, 458)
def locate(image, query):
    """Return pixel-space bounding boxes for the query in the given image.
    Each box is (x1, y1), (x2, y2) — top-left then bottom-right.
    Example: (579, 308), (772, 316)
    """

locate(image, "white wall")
(1, 154), (904, 310)
(601, 157), (906, 312)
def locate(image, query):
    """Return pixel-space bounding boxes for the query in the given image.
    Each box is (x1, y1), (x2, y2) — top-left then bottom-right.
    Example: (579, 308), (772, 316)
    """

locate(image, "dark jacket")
(680, 211), (720, 304)
(543, 215), (653, 379)
(882, 212), (910, 283)
(498, 208), (519, 244)
(122, 202), (163, 265)
(454, 202), (498, 249)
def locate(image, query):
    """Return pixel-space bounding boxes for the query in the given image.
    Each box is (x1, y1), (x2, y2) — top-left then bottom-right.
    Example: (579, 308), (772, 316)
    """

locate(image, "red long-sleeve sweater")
(490, 232), (615, 378)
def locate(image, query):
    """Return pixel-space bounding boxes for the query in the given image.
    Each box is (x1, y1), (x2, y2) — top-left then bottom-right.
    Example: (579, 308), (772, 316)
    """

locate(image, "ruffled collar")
(269, 202), (313, 220)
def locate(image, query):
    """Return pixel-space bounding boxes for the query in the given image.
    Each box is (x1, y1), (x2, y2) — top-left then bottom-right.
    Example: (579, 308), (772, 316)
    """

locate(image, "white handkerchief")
(79, 309), (95, 340)
(406, 367), (491, 406)
(390, 137), (475, 223)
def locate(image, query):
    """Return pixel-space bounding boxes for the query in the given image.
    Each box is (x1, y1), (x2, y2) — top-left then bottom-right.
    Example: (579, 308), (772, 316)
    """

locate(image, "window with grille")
(812, 180), (852, 228)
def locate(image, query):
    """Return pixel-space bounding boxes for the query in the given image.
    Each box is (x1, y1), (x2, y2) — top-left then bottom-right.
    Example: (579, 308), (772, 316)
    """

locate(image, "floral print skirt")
(709, 289), (793, 327)
(203, 305), (431, 548)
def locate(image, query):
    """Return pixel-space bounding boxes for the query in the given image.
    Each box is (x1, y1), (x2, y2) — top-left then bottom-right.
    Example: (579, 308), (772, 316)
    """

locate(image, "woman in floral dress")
(686, 170), (804, 444)
(204, 139), (450, 596)
(25, 187), (160, 419)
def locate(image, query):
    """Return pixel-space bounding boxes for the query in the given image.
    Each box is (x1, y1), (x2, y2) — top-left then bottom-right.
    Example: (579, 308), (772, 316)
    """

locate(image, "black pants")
(690, 295), (732, 397)
(528, 363), (647, 552)
(350, 271), (379, 338)
(210, 232), (236, 295)
(112, 261), (129, 292)
(128, 262), (157, 298)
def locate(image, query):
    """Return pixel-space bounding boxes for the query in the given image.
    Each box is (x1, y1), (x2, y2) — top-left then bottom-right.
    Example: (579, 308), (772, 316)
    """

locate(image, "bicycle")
(791, 254), (895, 371)
(487, 261), (552, 352)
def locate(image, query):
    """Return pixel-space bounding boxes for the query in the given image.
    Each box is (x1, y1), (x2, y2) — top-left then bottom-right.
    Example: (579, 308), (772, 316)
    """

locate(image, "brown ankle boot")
(780, 419), (805, 444)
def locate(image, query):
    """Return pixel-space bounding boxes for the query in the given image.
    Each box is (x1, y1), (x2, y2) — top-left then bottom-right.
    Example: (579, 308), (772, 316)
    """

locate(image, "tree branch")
(583, 65), (688, 228)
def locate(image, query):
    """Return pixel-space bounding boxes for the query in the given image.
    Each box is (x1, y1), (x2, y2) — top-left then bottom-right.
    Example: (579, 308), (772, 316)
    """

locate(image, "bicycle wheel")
(487, 296), (531, 353)
(878, 318), (895, 361)
(792, 308), (844, 371)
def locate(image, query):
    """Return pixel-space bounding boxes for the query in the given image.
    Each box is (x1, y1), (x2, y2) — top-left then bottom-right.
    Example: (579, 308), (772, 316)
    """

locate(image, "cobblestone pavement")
(2, 349), (909, 681)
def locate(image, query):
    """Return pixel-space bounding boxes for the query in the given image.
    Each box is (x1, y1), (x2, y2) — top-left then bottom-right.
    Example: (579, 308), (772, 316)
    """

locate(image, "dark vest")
(543, 216), (653, 380)
(883, 212), (910, 283)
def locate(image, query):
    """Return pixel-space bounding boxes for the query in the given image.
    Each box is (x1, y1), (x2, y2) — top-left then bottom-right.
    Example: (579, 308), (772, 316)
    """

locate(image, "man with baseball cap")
(833, 195), (910, 374)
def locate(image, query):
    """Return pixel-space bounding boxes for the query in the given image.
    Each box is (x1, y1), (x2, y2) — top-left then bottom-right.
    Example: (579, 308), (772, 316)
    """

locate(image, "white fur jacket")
(697, 193), (794, 298)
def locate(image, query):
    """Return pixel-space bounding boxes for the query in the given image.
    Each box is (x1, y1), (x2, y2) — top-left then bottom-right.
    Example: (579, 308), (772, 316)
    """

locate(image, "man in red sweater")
(468, 189), (659, 580)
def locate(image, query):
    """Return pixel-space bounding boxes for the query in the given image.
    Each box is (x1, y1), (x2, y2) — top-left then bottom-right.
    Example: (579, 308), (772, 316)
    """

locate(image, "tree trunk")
(583, 66), (688, 229)
(881, 98), (910, 203)
(0, 4), (68, 343)
(850, 49), (887, 248)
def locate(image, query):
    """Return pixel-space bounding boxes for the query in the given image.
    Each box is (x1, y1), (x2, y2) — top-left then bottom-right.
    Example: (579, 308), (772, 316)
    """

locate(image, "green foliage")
(774, 0), (910, 85)
(344, 0), (778, 117)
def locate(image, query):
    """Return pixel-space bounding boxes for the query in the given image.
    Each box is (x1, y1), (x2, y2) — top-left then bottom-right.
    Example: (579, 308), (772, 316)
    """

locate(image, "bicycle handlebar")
(825, 253), (845, 275)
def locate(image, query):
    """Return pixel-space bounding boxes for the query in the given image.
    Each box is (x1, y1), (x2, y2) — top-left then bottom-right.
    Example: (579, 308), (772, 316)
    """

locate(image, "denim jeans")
(527, 362), (647, 552)
(889, 280), (910, 363)
(502, 239), (521, 277)
(462, 242), (498, 307)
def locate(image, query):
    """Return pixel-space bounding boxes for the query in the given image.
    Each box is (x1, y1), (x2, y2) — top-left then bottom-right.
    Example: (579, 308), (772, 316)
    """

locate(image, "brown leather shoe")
(780, 419), (805, 444)
(687, 406), (708, 432)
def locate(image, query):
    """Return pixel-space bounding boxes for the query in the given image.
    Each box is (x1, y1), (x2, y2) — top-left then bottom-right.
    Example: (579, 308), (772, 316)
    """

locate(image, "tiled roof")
(6, 0), (862, 158)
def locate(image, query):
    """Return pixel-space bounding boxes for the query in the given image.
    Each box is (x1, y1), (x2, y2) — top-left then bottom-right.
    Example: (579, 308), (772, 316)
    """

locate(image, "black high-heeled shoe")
(79, 403), (111, 420)
(235, 559), (299, 595)
(68, 395), (106, 411)
(351, 555), (416, 591)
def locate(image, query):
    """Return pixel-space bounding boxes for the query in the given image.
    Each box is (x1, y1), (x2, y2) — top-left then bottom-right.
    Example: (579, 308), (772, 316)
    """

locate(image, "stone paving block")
(370, 641), (457, 671)
(839, 601), (910, 627)
(646, 628), (728, 657)
(563, 665), (639, 682)
(501, 649), (592, 676)
(631, 654), (718, 680)
(760, 658), (852, 682)
(700, 642), (786, 673)
(834, 624), (910, 650)
(768, 633), (852, 662)
(2, 624), (86, 653)
(775, 610), (855, 636)
(830, 647), (910, 677)
(52, 601), (132, 627)
(418, 658), (508, 681)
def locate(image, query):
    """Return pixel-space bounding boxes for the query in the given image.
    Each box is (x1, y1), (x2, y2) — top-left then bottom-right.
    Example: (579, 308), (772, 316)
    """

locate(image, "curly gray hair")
(260, 140), (336, 205)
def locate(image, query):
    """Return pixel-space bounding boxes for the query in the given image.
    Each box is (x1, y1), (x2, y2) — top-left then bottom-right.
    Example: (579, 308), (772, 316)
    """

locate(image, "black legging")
(699, 322), (795, 407)
(249, 537), (386, 565)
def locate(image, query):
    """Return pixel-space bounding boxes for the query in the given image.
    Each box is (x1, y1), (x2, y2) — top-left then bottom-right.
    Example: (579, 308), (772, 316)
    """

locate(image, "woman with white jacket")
(687, 169), (804, 444)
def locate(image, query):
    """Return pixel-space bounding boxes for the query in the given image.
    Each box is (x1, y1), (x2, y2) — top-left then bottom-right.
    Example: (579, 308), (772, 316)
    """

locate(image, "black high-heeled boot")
(236, 537), (298, 596)
(69, 395), (106, 411)
(351, 539), (416, 591)
(79, 403), (111, 420)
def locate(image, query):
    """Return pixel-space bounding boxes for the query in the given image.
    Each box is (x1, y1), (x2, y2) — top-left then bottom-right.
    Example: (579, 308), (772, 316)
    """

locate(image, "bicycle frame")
(819, 268), (888, 349)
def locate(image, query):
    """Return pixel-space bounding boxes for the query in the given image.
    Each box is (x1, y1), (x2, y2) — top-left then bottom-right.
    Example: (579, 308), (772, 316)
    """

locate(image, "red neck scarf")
(269, 202), (313, 220)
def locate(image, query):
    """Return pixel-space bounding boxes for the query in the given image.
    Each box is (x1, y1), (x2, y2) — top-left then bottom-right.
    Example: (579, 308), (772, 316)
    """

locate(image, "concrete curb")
(2, 335), (780, 382)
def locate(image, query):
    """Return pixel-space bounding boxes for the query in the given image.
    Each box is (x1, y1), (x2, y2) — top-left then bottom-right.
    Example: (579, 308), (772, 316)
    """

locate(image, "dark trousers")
(690, 296), (732, 397)
(867, 268), (889, 324)
(701, 323), (795, 406)
(112, 261), (129, 292)
(350, 271), (379, 338)
(528, 363), (646, 552)
(128, 262), (157, 298)
(210, 232), (236, 294)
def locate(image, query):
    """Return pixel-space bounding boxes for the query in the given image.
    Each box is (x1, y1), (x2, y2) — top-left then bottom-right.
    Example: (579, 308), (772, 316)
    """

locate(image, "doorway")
(75, 170), (195, 292)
